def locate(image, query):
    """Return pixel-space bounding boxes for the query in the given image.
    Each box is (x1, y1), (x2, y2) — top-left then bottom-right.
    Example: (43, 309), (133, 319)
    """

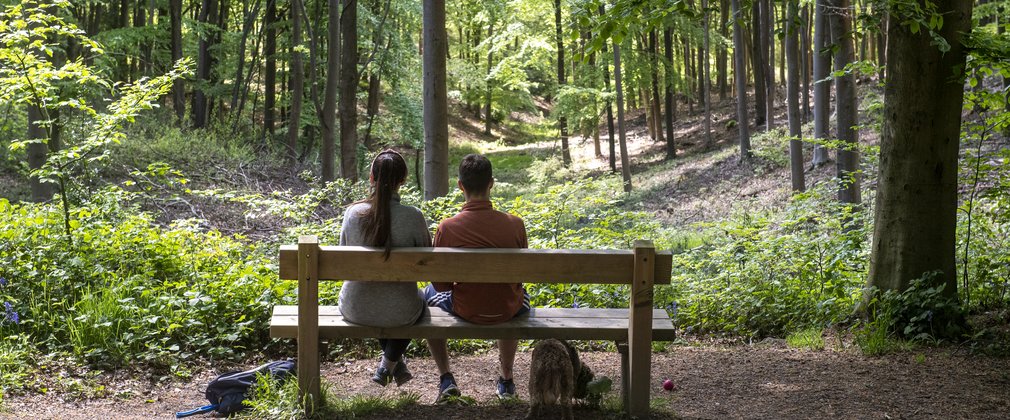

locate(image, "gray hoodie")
(336, 197), (431, 328)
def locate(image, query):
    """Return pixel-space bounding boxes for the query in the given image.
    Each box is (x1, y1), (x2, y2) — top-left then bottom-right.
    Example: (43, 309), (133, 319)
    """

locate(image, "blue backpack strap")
(175, 404), (218, 418)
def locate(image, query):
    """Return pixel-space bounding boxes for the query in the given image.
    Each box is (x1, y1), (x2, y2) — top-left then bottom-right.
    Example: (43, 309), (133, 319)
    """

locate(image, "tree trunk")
(484, 23), (493, 135)
(777, 1), (785, 86)
(649, 30), (664, 144)
(600, 6), (616, 172)
(702, 0), (712, 147)
(801, 4), (811, 122)
(288, 0), (304, 163)
(786, 0), (805, 192)
(119, 0), (130, 81)
(230, 0), (259, 114)
(868, 0), (972, 308)
(717, 0), (729, 101)
(27, 105), (50, 202)
(587, 41), (602, 158)
(731, 0), (751, 159)
(664, 28), (677, 159)
(684, 35), (694, 114)
(339, 0), (359, 180)
(264, 0), (277, 138)
(877, 16), (887, 80)
(423, 0), (449, 200)
(761, 0), (774, 129)
(829, 0), (859, 204)
(364, 72), (380, 150)
(750, 3), (767, 126)
(614, 40), (632, 192)
(321, 0), (339, 182)
(555, 0), (571, 166)
(170, 0), (184, 122)
(811, 0), (831, 166)
(192, 0), (217, 128)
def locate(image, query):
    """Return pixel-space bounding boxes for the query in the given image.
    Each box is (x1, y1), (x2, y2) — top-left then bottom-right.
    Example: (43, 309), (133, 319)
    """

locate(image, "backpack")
(175, 359), (296, 418)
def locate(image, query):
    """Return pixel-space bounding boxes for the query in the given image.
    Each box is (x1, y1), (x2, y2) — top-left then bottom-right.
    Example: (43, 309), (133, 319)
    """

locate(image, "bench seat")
(270, 305), (677, 342)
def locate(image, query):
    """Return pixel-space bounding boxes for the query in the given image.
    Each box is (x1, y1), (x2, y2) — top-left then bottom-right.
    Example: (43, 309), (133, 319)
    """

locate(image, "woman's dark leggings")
(378, 338), (410, 362)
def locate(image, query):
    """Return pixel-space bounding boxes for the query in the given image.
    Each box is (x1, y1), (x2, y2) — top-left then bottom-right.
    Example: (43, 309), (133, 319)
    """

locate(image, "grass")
(854, 320), (917, 356)
(243, 376), (422, 419)
(786, 328), (826, 350)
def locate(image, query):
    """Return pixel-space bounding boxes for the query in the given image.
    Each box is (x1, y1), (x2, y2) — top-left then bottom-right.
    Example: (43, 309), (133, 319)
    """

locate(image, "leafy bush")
(0, 194), (291, 375)
(664, 185), (870, 338)
(866, 272), (965, 342)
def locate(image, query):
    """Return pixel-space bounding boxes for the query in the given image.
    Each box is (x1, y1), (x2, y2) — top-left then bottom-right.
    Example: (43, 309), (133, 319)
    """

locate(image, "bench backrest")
(279, 240), (672, 285)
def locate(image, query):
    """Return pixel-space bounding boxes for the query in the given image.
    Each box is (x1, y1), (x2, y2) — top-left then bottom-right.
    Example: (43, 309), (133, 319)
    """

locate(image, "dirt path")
(3, 343), (1008, 419)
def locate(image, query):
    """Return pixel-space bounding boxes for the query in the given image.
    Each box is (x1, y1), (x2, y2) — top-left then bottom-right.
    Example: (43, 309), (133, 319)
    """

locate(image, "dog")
(526, 339), (594, 420)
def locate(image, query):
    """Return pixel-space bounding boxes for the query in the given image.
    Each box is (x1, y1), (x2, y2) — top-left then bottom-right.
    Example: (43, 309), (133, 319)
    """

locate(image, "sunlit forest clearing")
(1, 0), (1009, 418)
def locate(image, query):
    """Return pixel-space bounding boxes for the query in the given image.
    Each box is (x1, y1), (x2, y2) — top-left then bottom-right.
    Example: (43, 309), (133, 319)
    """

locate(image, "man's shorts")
(422, 284), (531, 318)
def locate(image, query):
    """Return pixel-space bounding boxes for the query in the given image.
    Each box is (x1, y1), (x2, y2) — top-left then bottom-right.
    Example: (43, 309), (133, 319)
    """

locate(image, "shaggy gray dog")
(526, 339), (594, 420)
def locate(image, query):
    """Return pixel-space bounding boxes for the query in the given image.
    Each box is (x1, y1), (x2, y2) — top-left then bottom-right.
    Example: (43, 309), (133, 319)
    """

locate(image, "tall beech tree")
(170, 0), (184, 122)
(423, 0), (449, 200)
(613, 38), (632, 192)
(289, 0), (305, 163)
(785, 0), (804, 191)
(321, 0), (339, 182)
(829, 0), (859, 203)
(868, 0), (974, 307)
(600, 5), (617, 171)
(731, 0), (750, 159)
(649, 30), (664, 144)
(664, 27), (676, 159)
(701, 0), (712, 147)
(717, 0), (728, 100)
(192, 0), (218, 128)
(339, 0), (359, 180)
(760, 0), (774, 129)
(750, 0), (767, 126)
(556, 0), (571, 166)
(811, 0), (830, 167)
(264, 0), (278, 139)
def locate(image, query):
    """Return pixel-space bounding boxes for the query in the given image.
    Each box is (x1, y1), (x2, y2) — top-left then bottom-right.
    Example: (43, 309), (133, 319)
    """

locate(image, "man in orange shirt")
(423, 154), (530, 402)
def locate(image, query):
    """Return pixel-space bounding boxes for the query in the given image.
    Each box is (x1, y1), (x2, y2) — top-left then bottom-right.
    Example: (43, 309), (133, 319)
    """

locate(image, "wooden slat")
(278, 246), (673, 285)
(269, 307), (676, 342)
(271, 305), (671, 319)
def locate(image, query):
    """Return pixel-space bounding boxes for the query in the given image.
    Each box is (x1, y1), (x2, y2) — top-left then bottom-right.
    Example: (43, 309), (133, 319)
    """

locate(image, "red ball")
(662, 379), (674, 391)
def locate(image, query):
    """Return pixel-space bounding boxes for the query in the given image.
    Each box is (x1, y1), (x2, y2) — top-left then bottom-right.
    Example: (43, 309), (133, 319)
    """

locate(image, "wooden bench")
(271, 236), (674, 417)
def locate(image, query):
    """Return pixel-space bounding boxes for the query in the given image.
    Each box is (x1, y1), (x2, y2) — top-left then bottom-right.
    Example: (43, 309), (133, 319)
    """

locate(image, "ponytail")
(358, 149), (407, 260)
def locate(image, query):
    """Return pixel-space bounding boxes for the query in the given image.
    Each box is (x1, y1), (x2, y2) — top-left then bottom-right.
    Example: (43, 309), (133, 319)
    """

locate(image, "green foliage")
(855, 272), (965, 355)
(854, 311), (915, 356)
(890, 0), (950, 52)
(871, 273), (966, 341)
(554, 85), (612, 137)
(666, 184), (870, 338)
(785, 328), (825, 350)
(750, 128), (791, 167)
(0, 195), (291, 374)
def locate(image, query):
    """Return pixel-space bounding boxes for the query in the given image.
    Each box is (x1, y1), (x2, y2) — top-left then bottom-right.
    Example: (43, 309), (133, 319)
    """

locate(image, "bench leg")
(297, 236), (321, 415)
(628, 240), (656, 418)
(616, 341), (629, 410)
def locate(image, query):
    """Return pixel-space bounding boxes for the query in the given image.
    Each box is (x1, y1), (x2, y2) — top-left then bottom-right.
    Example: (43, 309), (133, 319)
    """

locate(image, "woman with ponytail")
(337, 149), (430, 387)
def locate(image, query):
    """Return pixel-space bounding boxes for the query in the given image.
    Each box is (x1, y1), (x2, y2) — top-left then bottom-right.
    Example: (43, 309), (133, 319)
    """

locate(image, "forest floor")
(6, 90), (1009, 419)
(3, 340), (1009, 419)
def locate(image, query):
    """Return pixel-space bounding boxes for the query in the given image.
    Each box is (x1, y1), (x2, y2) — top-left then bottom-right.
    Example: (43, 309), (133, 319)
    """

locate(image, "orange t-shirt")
(432, 200), (527, 324)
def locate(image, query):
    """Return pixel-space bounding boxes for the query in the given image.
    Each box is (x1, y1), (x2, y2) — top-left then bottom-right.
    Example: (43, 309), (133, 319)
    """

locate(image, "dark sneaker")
(435, 372), (461, 404)
(496, 376), (516, 400)
(392, 359), (413, 386)
(371, 363), (393, 387)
